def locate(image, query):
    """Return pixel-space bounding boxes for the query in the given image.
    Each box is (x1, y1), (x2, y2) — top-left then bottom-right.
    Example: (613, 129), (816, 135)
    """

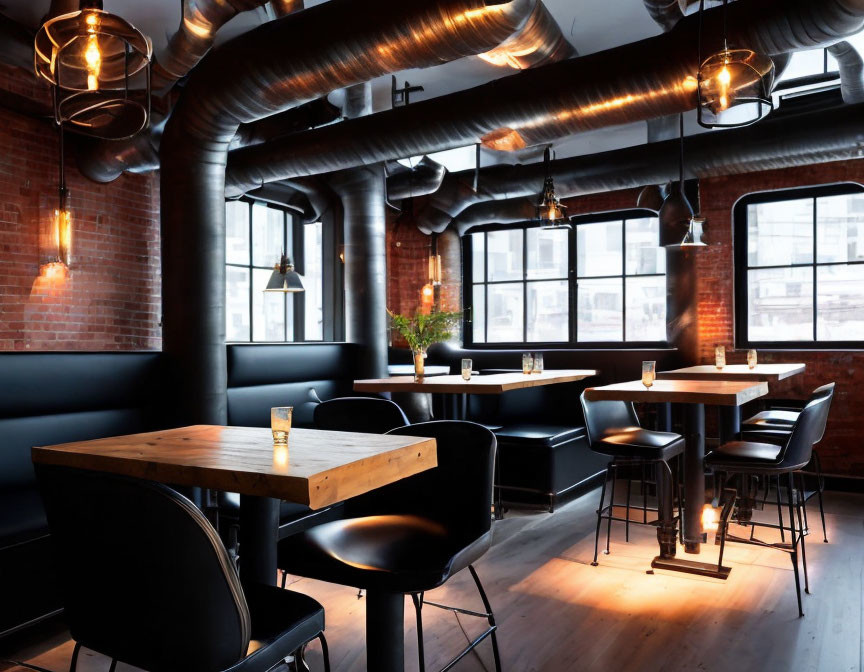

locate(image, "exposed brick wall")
(698, 159), (864, 476)
(0, 64), (161, 351)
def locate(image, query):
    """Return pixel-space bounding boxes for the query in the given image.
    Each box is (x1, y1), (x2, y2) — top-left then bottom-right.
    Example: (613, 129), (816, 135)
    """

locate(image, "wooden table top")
(31, 425), (437, 510)
(656, 363), (805, 382)
(584, 379), (768, 406)
(354, 369), (597, 395)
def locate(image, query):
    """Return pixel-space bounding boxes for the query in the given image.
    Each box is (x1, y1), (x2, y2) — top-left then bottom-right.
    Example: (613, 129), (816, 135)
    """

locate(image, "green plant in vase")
(388, 309), (462, 380)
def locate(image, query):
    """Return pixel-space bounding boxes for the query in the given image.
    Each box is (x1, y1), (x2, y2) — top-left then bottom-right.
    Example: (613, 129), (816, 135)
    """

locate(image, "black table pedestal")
(239, 494), (280, 587)
(650, 403), (731, 579)
(366, 590), (405, 672)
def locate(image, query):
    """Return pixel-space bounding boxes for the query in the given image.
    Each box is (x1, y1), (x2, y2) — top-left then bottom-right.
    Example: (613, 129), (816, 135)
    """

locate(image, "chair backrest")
(808, 382), (835, 445)
(350, 421), (496, 543)
(579, 391), (641, 447)
(314, 396), (409, 434)
(777, 391), (834, 470)
(36, 465), (250, 672)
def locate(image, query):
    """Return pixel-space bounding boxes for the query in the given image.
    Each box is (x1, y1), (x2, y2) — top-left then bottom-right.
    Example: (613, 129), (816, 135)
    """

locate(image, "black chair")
(35, 464), (330, 672)
(277, 420), (501, 672)
(313, 396), (410, 433)
(706, 388), (834, 617)
(580, 392), (685, 565)
(740, 383), (835, 543)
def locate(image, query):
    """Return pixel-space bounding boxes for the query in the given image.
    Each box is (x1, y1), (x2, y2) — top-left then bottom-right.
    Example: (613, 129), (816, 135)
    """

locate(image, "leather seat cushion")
(0, 488), (48, 547)
(593, 428), (684, 461)
(278, 514), (491, 593)
(239, 583), (325, 671)
(711, 440), (782, 462)
(743, 409), (798, 426)
(494, 424), (585, 446)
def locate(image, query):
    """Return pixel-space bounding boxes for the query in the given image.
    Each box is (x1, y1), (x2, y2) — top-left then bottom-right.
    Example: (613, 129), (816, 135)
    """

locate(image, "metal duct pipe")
(160, 0), (537, 424)
(448, 101), (864, 235)
(477, 1), (576, 69)
(271, 0), (304, 17)
(387, 156), (448, 200)
(77, 97), (341, 182)
(828, 41), (864, 103)
(224, 0), (864, 196)
(643, 0), (684, 31)
(331, 165), (389, 379)
(152, 0), (274, 91)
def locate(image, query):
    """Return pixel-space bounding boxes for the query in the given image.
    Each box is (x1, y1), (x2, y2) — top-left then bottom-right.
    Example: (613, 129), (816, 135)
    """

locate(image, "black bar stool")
(580, 393), (685, 565)
(706, 387), (833, 617)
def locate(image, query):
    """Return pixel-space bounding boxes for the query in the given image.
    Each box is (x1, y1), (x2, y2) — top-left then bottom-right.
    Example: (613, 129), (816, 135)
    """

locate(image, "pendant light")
(264, 253), (305, 293)
(34, 0), (152, 139)
(696, 0), (774, 129)
(536, 146), (570, 229)
(42, 126), (73, 276)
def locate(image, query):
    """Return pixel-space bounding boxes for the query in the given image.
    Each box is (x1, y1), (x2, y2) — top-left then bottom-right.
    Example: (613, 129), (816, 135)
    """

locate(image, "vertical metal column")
(683, 402), (706, 554)
(239, 495), (280, 587)
(366, 590), (405, 672)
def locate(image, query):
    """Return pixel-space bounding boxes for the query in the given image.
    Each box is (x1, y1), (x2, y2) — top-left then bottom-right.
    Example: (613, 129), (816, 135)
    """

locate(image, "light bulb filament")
(84, 28), (101, 90)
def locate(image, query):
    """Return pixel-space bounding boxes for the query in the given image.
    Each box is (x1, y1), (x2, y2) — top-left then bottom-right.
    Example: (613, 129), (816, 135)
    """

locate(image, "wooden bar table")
(355, 369), (597, 419)
(33, 424), (437, 672)
(657, 363), (805, 442)
(584, 379), (768, 578)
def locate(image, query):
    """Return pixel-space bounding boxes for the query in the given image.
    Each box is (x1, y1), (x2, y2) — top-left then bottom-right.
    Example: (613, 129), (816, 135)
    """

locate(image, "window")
(735, 184), (864, 348)
(225, 199), (325, 342)
(465, 211), (666, 346)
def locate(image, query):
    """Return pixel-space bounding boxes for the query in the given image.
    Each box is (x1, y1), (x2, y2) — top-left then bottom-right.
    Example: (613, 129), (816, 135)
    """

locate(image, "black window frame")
(734, 182), (864, 350)
(462, 209), (669, 349)
(225, 197), (332, 343)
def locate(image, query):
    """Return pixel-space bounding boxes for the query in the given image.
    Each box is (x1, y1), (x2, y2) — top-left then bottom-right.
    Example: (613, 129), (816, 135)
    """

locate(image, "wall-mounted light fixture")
(536, 146), (570, 229)
(696, 0), (774, 129)
(34, 0), (153, 139)
(41, 127), (72, 278)
(264, 252), (305, 292)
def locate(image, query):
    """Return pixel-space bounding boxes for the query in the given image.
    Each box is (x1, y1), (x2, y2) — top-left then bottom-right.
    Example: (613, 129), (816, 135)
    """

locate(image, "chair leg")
(592, 463), (611, 566)
(605, 463), (618, 556)
(69, 642), (81, 672)
(411, 592), (426, 672)
(794, 486), (810, 595)
(317, 633), (331, 672)
(641, 463), (648, 524)
(108, 661), (117, 672)
(677, 455), (684, 545)
(798, 472), (811, 536)
(786, 473), (804, 618)
(468, 565), (502, 672)
(625, 475), (632, 542)
(775, 476), (785, 543)
(813, 450), (828, 543)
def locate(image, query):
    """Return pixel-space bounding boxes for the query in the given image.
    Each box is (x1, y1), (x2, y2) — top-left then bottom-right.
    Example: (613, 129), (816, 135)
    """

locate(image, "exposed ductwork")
(159, 0), (539, 424)
(224, 0), (864, 198)
(448, 100), (864, 235)
(643, 0), (684, 32)
(151, 0), (286, 91)
(828, 41), (864, 104)
(477, 0), (576, 69)
(387, 156), (448, 201)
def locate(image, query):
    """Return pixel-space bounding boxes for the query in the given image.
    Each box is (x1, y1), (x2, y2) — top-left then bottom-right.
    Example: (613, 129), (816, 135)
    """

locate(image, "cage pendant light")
(696, 0), (774, 129)
(536, 147), (570, 229)
(35, 0), (152, 139)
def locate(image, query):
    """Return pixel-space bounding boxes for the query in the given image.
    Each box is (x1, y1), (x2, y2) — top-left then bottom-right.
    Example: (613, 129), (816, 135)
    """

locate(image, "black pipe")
(828, 41), (864, 104)
(224, 0), (864, 198)
(330, 166), (389, 379)
(161, 0), (533, 423)
(643, 0), (684, 31)
(445, 99), (864, 235)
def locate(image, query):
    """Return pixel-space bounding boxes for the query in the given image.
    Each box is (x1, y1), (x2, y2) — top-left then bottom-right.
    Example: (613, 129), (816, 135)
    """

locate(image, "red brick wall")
(698, 159), (864, 476)
(0, 64), (161, 351)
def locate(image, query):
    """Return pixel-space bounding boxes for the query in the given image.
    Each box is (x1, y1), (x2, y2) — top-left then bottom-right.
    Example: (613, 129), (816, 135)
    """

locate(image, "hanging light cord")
(678, 112), (685, 194)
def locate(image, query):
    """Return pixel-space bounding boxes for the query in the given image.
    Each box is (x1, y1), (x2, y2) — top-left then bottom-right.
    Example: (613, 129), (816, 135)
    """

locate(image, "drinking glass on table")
(532, 353), (544, 374)
(522, 353), (534, 375)
(642, 361), (656, 389)
(747, 349), (758, 369)
(271, 407), (293, 445)
(461, 358), (473, 381)
(715, 345), (726, 370)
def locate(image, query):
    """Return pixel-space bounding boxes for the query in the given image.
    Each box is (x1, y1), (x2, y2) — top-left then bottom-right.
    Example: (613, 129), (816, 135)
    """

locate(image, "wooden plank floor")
(2, 487), (862, 672)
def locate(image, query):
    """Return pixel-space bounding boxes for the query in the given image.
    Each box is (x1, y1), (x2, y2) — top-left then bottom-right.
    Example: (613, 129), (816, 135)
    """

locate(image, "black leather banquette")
(0, 352), (165, 637)
(227, 343), (360, 428)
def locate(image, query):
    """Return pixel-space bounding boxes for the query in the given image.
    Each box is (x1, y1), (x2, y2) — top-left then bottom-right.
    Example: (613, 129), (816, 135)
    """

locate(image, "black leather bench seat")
(494, 424), (585, 446)
(494, 423), (606, 512)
